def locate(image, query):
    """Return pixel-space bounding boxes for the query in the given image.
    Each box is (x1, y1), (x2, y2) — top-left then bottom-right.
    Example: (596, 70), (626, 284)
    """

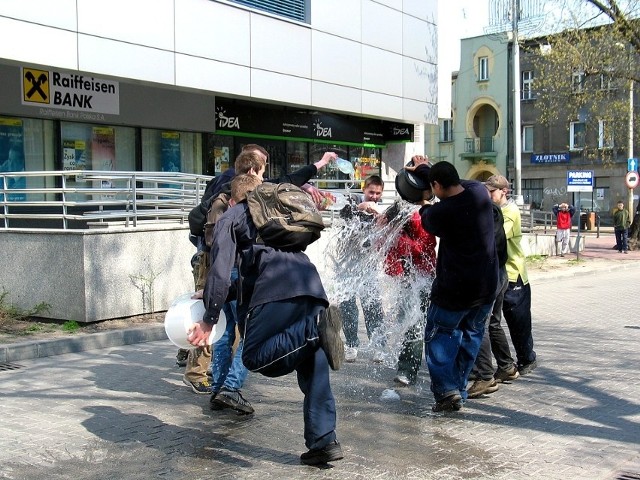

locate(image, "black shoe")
(432, 393), (463, 412)
(300, 440), (344, 465)
(176, 348), (189, 367)
(518, 359), (538, 376)
(209, 391), (227, 411)
(211, 387), (254, 414)
(318, 305), (345, 371)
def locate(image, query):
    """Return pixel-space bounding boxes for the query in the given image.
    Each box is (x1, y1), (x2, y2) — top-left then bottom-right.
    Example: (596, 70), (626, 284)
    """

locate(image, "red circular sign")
(626, 171), (639, 188)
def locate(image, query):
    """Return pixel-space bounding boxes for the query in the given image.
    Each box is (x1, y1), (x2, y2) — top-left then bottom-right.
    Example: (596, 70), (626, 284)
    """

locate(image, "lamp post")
(628, 78), (635, 216)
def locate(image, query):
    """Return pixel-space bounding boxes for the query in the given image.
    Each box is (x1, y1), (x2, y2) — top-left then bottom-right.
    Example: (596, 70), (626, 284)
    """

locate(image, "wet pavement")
(1, 231), (639, 479)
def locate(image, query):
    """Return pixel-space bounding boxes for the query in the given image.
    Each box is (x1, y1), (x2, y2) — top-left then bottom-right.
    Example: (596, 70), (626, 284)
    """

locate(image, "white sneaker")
(393, 374), (411, 387)
(344, 346), (358, 362)
(372, 350), (385, 364)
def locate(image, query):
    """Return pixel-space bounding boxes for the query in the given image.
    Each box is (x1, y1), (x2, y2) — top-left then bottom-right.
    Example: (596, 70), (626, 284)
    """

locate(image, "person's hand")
(191, 289), (204, 299)
(314, 152), (338, 170)
(357, 201), (381, 216)
(405, 155), (429, 171)
(187, 321), (213, 347)
(301, 184), (324, 206)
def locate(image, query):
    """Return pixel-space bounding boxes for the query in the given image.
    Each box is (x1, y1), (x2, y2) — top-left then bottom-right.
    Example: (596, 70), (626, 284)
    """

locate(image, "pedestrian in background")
(552, 202), (576, 257)
(613, 200), (631, 253)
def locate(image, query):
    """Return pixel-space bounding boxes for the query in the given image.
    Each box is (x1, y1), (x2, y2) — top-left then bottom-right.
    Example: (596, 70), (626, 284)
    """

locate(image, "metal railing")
(1, 171), (367, 230)
(1, 170), (212, 229)
(464, 136), (495, 153)
(519, 207), (555, 233)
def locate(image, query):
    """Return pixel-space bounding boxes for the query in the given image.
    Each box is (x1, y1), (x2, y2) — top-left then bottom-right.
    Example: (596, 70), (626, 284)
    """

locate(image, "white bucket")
(164, 293), (226, 349)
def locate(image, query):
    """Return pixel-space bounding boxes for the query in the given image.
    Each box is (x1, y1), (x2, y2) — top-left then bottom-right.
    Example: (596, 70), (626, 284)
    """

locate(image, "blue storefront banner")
(0, 117), (26, 201)
(531, 152), (570, 164)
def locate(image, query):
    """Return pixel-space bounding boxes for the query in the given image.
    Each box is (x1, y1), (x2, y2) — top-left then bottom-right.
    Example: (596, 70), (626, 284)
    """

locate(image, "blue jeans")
(210, 269), (248, 393)
(425, 301), (493, 401)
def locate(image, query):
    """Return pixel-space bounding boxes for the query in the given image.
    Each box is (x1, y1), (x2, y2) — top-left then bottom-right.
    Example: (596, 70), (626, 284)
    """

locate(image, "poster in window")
(0, 117), (26, 201)
(63, 140), (87, 171)
(214, 146), (230, 173)
(92, 127), (116, 171)
(161, 132), (181, 173)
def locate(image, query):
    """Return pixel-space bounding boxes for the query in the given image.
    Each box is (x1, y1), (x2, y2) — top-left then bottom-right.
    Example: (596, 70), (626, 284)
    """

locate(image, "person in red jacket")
(552, 202), (576, 257)
(383, 193), (437, 386)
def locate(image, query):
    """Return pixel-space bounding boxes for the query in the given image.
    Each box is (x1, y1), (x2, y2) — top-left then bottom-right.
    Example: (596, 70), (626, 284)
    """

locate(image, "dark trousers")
(502, 276), (536, 367)
(474, 269), (515, 379)
(615, 227), (629, 252)
(243, 297), (337, 450)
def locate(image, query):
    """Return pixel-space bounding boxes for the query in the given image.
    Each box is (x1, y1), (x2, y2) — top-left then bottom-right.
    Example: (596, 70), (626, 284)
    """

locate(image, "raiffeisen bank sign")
(21, 67), (120, 115)
(567, 170), (594, 192)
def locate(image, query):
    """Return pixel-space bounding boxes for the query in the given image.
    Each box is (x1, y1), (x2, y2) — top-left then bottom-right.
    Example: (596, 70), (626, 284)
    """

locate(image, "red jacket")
(556, 211), (572, 230)
(384, 211), (437, 277)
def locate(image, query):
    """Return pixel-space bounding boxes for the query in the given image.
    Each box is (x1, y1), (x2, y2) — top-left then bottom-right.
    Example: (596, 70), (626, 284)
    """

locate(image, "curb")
(0, 325), (168, 363)
(529, 258), (640, 284)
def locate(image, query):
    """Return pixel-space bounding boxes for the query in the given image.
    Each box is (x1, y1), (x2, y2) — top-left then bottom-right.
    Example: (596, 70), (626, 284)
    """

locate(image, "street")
(1, 264), (640, 479)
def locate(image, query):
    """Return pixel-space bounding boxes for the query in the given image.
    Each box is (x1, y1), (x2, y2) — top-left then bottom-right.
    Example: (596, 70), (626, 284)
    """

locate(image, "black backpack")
(246, 182), (325, 251)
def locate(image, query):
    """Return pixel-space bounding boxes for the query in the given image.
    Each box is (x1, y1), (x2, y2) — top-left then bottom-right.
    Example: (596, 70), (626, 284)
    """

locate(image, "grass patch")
(525, 254), (547, 269)
(62, 321), (80, 333)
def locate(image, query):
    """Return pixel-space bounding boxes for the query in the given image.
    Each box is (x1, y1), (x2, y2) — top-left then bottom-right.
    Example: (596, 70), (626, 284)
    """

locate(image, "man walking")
(485, 175), (537, 375)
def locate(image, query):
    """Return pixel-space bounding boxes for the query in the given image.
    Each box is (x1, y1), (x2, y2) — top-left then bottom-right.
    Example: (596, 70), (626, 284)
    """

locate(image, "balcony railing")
(464, 137), (495, 153)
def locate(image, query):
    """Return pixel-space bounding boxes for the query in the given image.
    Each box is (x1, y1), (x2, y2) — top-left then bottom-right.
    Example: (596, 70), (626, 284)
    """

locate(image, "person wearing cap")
(406, 160), (498, 412)
(485, 174), (537, 376)
(552, 202), (576, 257)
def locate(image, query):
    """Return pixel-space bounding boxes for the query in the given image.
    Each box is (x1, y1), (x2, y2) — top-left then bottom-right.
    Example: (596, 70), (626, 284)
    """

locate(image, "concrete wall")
(0, 224), (581, 323)
(0, 226), (194, 322)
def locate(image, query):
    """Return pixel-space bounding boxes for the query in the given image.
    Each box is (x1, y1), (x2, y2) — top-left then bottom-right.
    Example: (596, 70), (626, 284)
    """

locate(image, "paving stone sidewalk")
(1, 231), (639, 479)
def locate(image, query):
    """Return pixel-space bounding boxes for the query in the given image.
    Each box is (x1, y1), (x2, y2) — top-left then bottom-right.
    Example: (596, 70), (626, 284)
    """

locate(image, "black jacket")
(202, 202), (328, 326)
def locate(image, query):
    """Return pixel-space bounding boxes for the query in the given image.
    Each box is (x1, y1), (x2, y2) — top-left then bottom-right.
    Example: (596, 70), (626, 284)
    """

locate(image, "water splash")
(323, 200), (435, 370)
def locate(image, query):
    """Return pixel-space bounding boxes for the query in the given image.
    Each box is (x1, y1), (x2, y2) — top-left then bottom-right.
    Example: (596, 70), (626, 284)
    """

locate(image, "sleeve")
(202, 214), (238, 325)
(569, 206), (576, 216)
(552, 205), (559, 216)
(502, 206), (516, 240)
(270, 164), (318, 187)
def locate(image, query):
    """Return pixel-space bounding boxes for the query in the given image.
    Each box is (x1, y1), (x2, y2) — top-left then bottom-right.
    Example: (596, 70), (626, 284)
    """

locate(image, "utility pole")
(512, 0), (523, 205)
(629, 78), (635, 216)
(487, 0), (543, 205)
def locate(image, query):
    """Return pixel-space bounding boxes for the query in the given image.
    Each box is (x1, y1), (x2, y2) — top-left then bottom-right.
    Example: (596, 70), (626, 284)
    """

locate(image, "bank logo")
(23, 68), (50, 104)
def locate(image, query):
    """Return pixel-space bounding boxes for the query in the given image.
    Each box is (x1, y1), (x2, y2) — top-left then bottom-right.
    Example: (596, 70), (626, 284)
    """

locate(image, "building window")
(479, 56), (489, 81)
(600, 72), (613, 91)
(228, 0), (310, 23)
(522, 125), (534, 152)
(598, 120), (614, 149)
(440, 119), (453, 142)
(570, 121), (586, 150)
(522, 71), (534, 100)
(523, 178), (543, 210)
(572, 71), (585, 93)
